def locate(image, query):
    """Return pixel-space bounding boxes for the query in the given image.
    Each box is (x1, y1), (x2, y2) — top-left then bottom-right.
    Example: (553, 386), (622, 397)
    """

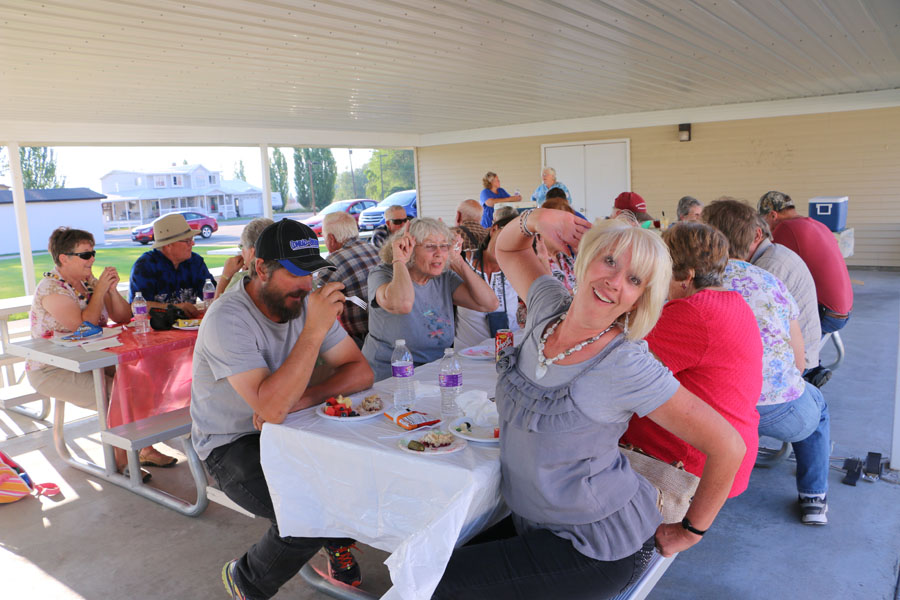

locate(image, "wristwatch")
(681, 517), (707, 536)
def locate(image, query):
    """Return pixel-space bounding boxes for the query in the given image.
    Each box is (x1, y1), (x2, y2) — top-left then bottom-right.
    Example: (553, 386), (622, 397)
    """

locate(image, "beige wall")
(417, 106), (900, 267)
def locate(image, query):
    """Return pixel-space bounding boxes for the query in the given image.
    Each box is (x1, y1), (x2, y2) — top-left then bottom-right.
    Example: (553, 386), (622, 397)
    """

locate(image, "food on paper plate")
(176, 318), (202, 328)
(407, 440), (426, 452)
(361, 394), (383, 412)
(324, 395), (359, 418)
(421, 431), (454, 449)
(455, 421), (473, 434)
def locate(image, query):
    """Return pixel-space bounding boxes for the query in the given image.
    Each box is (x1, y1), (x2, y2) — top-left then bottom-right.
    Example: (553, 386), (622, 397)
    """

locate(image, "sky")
(0, 146), (374, 195)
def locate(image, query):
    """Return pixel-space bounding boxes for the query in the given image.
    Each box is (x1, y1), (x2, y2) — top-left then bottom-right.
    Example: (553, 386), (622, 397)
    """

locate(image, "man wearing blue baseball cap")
(190, 218), (374, 598)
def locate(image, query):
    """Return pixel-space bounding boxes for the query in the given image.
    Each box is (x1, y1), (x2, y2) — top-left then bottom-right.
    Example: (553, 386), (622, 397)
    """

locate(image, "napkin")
(414, 381), (440, 399)
(455, 390), (499, 427)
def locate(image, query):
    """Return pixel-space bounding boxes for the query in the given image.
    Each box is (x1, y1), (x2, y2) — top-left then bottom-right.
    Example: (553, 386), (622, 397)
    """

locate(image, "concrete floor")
(1, 267), (898, 600)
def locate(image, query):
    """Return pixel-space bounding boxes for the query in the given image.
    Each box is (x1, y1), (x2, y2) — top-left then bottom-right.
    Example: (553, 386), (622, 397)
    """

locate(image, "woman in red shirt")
(622, 222), (763, 497)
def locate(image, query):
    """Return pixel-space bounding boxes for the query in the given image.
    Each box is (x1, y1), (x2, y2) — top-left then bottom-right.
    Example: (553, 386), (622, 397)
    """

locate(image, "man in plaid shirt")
(454, 199), (489, 252)
(320, 212), (381, 348)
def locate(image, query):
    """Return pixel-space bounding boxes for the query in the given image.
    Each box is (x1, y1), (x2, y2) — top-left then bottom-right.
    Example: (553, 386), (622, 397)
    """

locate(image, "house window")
(135, 177), (142, 186)
(154, 176), (166, 188)
(209, 175), (218, 184)
(172, 175), (183, 187)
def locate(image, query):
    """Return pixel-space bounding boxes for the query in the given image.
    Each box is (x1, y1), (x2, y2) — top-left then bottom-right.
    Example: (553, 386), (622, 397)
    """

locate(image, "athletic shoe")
(799, 495), (828, 525)
(325, 543), (362, 587)
(221, 559), (247, 600)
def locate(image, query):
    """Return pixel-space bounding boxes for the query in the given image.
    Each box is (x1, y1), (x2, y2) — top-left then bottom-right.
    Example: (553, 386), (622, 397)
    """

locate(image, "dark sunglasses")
(388, 217), (410, 225)
(64, 250), (96, 260)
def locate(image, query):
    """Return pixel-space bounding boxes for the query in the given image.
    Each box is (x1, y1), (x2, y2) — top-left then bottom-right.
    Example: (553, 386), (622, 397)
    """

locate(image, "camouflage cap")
(757, 191), (794, 214)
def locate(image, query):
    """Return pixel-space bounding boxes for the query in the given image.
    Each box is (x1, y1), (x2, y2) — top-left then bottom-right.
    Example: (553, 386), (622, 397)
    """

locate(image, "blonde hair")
(574, 217), (672, 340)
(482, 171), (497, 189)
(378, 217), (452, 272)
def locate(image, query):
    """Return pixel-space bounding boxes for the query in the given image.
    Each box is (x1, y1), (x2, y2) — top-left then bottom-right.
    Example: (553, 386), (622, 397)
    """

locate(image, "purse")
(620, 444), (700, 523)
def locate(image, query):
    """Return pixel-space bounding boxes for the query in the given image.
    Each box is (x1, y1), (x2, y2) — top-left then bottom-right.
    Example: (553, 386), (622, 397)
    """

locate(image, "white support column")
(260, 143), (273, 220)
(7, 143), (36, 294)
(891, 299), (900, 470)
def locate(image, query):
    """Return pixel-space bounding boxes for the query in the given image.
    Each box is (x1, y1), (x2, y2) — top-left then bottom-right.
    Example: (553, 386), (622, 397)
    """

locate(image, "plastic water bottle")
(438, 348), (463, 421)
(132, 292), (150, 334)
(391, 339), (414, 409)
(202, 278), (216, 309)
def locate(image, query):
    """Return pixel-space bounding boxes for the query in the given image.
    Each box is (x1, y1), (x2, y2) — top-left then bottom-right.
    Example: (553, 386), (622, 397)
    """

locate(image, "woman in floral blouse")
(723, 257), (831, 525)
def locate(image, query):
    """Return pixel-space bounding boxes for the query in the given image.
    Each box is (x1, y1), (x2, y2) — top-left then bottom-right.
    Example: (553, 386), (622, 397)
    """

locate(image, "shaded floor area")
(1, 268), (898, 599)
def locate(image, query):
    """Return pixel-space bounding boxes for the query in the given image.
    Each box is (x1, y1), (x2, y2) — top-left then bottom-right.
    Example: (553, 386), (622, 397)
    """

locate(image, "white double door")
(542, 139), (630, 222)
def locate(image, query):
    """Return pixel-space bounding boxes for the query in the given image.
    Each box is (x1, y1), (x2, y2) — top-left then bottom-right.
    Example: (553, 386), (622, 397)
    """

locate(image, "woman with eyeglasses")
(27, 227), (132, 410)
(362, 217), (499, 381)
(214, 217), (274, 298)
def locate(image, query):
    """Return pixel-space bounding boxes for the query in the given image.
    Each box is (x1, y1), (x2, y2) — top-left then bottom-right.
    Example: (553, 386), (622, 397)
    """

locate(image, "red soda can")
(495, 329), (514, 361)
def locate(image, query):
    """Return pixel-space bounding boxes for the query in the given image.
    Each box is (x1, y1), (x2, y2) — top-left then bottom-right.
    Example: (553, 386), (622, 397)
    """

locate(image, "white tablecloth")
(260, 354), (507, 600)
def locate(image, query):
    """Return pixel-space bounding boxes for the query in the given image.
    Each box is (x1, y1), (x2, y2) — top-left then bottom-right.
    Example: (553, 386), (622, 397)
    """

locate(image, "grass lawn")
(0, 246), (231, 320)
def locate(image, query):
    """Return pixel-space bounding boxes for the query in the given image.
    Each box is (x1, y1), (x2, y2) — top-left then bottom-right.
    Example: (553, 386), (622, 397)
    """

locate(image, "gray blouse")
(497, 276), (680, 561)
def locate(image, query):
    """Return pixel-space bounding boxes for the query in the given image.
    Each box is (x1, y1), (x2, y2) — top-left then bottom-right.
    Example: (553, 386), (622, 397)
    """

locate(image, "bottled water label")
(392, 364), (414, 378)
(438, 374), (461, 387)
(203, 291), (214, 301)
(134, 305), (148, 315)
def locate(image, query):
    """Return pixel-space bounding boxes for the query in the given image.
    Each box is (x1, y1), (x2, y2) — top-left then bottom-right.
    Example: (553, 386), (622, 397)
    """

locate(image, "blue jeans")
(204, 433), (353, 600)
(757, 382), (830, 495)
(432, 516), (655, 600)
(819, 303), (850, 334)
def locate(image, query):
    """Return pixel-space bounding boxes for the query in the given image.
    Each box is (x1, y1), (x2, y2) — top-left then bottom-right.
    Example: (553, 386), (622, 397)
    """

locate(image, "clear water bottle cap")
(444, 348), (454, 356)
(395, 339), (406, 346)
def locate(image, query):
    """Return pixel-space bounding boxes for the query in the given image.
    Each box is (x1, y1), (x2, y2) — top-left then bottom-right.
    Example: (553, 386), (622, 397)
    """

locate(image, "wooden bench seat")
(100, 406), (192, 450)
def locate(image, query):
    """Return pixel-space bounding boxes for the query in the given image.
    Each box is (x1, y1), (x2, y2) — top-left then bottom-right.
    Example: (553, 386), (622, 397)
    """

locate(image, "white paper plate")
(172, 325), (200, 331)
(397, 430), (467, 455)
(459, 345), (494, 360)
(316, 391), (390, 421)
(449, 417), (500, 444)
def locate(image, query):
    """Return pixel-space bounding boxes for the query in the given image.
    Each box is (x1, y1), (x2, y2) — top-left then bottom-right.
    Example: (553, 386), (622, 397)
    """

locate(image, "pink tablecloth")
(106, 328), (198, 429)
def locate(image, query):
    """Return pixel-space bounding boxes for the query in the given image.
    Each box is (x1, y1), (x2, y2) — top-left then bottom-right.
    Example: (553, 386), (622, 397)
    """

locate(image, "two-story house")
(99, 164), (282, 227)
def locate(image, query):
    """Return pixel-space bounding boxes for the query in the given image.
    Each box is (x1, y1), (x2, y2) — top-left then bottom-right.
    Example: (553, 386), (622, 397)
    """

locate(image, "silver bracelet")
(519, 209), (536, 237)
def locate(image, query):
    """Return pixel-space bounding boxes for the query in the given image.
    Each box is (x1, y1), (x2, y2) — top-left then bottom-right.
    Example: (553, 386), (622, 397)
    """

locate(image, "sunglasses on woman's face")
(64, 250), (96, 260)
(388, 217), (409, 225)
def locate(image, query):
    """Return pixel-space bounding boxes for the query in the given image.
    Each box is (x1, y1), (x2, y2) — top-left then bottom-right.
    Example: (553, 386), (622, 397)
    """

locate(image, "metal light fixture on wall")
(679, 123), (692, 142)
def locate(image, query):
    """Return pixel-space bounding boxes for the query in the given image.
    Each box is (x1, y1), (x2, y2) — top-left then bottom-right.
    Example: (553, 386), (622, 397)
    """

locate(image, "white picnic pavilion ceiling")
(0, 0), (899, 146)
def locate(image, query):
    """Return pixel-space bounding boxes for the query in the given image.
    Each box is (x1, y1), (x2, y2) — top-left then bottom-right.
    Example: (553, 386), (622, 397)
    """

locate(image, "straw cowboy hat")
(152, 213), (195, 249)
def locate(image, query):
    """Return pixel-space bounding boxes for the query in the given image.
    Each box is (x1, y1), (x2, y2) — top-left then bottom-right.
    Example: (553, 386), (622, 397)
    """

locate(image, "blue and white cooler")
(808, 196), (848, 232)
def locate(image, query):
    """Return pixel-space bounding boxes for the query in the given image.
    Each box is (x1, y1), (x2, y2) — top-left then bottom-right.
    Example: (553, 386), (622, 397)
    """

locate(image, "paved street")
(100, 213), (313, 248)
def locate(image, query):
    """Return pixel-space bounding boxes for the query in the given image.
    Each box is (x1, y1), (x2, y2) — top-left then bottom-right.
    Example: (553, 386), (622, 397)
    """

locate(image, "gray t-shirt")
(500, 276), (680, 561)
(361, 264), (463, 381)
(190, 278), (347, 460)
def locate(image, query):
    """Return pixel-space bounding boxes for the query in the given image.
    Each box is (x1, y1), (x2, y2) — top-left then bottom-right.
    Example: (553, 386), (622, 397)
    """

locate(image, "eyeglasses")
(388, 218), (409, 225)
(421, 243), (451, 253)
(64, 251), (96, 260)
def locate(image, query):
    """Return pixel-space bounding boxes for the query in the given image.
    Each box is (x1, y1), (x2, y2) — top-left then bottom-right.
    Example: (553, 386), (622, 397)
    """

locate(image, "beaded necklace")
(535, 312), (615, 380)
(43, 270), (94, 303)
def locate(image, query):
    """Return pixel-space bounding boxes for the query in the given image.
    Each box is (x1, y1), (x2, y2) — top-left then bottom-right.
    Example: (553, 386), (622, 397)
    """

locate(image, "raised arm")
(226, 281), (362, 425)
(41, 269), (116, 331)
(215, 255), (244, 299)
(374, 233), (417, 314)
(646, 385), (745, 556)
(100, 267), (133, 324)
(449, 240), (499, 312)
(496, 208), (591, 299)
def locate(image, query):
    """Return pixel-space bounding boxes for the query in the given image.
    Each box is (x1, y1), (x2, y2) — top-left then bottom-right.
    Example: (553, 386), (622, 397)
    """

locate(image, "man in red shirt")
(758, 191), (853, 334)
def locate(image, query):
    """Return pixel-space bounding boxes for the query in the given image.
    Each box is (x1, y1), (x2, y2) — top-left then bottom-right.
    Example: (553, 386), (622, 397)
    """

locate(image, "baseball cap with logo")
(255, 219), (334, 276)
(758, 191), (794, 215)
(614, 191), (647, 213)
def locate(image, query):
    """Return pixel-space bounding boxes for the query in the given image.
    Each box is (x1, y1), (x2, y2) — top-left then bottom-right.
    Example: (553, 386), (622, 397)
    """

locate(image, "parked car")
(357, 190), (418, 231)
(131, 210), (219, 245)
(300, 199), (376, 236)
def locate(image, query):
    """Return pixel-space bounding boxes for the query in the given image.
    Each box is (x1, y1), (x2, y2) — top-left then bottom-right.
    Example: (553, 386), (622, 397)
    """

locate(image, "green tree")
(334, 168), (369, 200)
(293, 148), (337, 210)
(0, 147), (8, 176)
(365, 149), (414, 200)
(19, 147), (66, 189)
(269, 148), (289, 210)
(233, 160), (246, 181)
